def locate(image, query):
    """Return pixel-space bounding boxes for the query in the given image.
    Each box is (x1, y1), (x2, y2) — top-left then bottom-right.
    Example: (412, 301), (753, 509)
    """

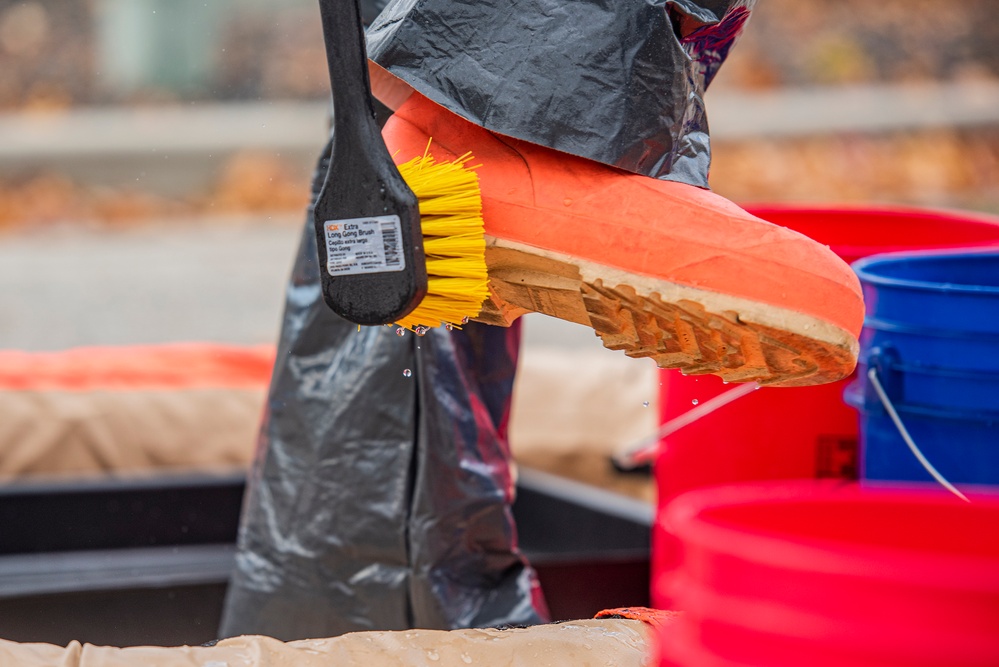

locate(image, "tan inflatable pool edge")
(0, 345), (657, 501)
(0, 345), (272, 478)
(0, 618), (662, 666)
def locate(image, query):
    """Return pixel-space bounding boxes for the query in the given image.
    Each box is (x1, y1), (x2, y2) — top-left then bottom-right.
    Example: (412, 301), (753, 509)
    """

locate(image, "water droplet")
(414, 325), (428, 336)
(460, 653), (473, 664)
(426, 649), (440, 661)
(642, 401), (650, 408)
(691, 398), (699, 405)
(461, 316), (470, 324)
(445, 323), (454, 331)
(403, 369), (412, 377)
(395, 327), (406, 336)
(563, 198), (573, 206)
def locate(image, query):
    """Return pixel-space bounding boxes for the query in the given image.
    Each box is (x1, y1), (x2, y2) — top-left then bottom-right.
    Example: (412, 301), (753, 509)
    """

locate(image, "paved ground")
(0, 218), (298, 350)
(0, 216), (608, 353)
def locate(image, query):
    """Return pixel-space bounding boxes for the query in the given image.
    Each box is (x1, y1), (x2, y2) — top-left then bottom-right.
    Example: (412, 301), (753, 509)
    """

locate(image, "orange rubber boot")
(384, 93), (864, 387)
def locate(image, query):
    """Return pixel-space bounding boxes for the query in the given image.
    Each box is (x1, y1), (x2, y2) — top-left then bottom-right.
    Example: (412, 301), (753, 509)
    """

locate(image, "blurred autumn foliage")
(1, 0), (999, 227)
(0, 152), (309, 230)
(711, 129), (999, 211)
(2, 0), (997, 108)
(0, 0), (329, 110)
(713, 0), (999, 90)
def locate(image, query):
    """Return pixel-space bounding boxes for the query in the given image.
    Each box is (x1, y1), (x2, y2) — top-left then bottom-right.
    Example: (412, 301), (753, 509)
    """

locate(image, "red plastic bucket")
(652, 205), (999, 608)
(656, 482), (999, 667)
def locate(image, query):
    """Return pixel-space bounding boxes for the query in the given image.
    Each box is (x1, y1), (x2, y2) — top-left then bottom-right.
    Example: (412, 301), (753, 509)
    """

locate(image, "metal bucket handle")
(612, 381), (760, 470)
(867, 346), (969, 502)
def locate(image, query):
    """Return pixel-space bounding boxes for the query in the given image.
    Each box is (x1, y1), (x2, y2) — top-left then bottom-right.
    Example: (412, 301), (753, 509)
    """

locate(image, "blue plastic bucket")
(846, 250), (999, 486)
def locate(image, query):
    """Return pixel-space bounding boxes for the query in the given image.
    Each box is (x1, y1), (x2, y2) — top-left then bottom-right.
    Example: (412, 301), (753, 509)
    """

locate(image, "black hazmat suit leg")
(367, 0), (757, 186)
(219, 135), (547, 639)
(221, 0), (757, 638)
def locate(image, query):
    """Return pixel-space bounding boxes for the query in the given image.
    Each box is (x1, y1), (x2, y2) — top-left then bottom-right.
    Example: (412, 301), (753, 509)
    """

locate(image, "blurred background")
(1, 0), (999, 496)
(1, 0), (998, 227)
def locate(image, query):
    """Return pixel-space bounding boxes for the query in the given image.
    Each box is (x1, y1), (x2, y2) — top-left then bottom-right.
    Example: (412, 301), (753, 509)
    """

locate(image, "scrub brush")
(314, 0), (488, 328)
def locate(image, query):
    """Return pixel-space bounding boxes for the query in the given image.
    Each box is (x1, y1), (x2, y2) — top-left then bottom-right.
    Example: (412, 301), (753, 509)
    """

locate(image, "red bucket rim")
(664, 481), (999, 591)
(742, 201), (999, 227)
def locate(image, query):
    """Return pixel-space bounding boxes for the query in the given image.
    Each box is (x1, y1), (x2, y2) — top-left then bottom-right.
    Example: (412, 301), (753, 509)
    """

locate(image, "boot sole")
(476, 238), (859, 387)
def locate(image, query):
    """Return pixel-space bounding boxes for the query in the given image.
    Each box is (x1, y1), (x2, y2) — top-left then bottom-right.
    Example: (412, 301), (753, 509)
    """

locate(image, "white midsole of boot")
(487, 236), (860, 358)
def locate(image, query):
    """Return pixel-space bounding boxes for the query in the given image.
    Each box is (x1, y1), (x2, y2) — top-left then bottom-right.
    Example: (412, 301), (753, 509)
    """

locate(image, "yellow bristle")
(423, 234), (486, 258)
(424, 257), (488, 278)
(424, 277), (490, 300)
(420, 217), (484, 238)
(393, 152), (489, 330)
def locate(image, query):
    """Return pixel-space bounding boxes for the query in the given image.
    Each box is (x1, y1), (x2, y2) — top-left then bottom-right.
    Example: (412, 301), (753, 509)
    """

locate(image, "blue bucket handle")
(867, 345), (904, 407)
(866, 364), (969, 502)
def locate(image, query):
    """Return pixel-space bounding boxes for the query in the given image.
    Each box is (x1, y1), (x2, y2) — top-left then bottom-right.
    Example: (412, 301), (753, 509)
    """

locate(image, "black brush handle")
(313, 0), (427, 325)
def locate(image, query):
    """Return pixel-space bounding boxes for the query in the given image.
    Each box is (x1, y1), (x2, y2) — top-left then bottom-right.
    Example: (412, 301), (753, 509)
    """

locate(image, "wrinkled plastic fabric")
(219, 137), (548, 640)
(367, 0), (756, 187)
(221, 0), (755, 639)
(359, 0), (391, 25)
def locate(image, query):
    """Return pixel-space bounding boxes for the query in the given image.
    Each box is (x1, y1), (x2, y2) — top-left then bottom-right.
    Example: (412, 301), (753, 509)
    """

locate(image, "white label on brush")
(323, 215), (405, 276)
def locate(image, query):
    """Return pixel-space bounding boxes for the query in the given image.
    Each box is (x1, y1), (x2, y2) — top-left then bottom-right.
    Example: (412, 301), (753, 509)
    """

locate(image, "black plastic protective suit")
(220, 0), (754, 638)
(219, 140), (547, 638)
(367, 0), (756, 187)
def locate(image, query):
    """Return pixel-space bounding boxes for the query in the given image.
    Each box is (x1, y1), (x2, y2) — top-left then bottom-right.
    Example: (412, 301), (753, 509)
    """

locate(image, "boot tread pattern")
(478, 244), (855, 388)
(581, 280), (849, 387)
